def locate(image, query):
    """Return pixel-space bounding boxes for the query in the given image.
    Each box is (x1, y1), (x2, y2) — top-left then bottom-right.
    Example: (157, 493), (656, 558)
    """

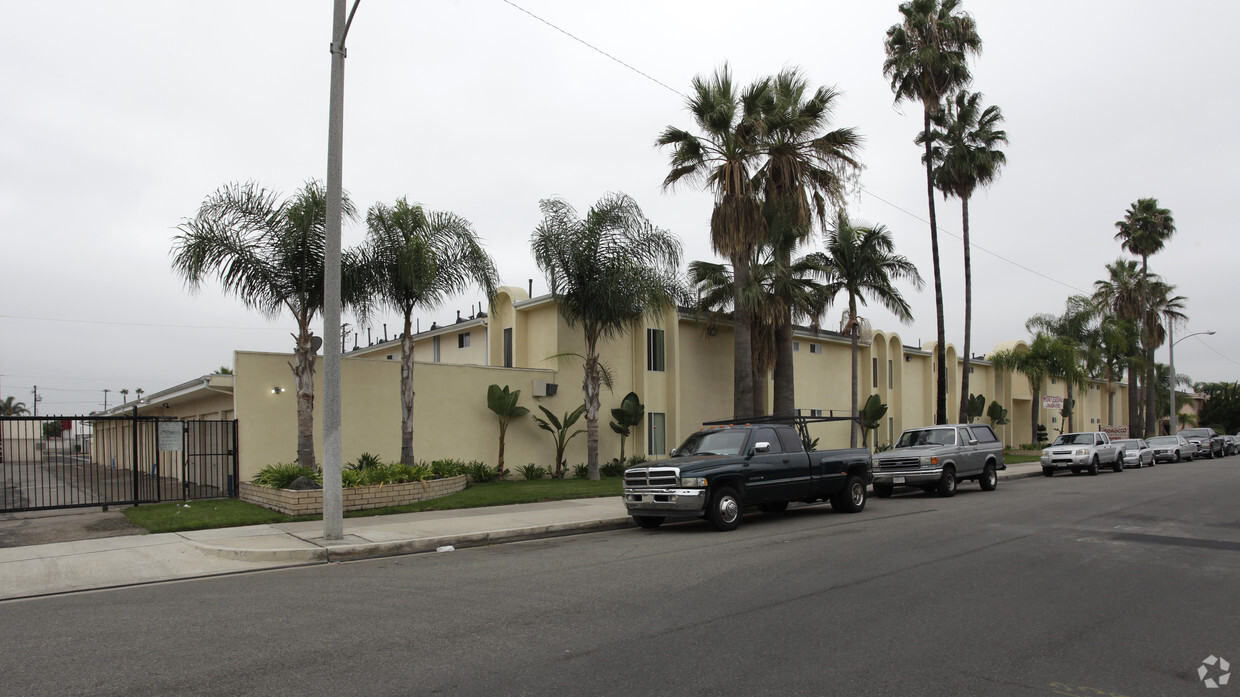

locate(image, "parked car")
(1146, 434), (1195, 463)
(1223, 435), (1238, 456)
(1113, 438), (1154, 468)
(622, 418), (872, 531)
(1041, 431), (1123, 476)
(1177, 428), (1224, 459)
(870, 423), (1005, 498)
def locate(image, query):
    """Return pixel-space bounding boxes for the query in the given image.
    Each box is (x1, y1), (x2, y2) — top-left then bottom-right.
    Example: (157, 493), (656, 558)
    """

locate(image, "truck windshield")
(674, 429), (750, 457)
(896, 429), (955, 447)
(1052, 434), (1095, 445)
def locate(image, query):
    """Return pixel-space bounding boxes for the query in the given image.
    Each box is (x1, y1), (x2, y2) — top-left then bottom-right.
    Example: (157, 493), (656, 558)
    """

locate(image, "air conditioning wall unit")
(533, 380), (558, 397)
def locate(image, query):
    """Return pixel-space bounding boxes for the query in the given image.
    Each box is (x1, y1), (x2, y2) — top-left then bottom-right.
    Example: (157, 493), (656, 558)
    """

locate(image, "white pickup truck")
(1040, 431), (1123, 476)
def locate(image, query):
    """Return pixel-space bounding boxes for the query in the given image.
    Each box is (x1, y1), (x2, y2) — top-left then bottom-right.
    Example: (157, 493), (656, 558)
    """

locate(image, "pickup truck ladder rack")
(700, 414), (860, 451)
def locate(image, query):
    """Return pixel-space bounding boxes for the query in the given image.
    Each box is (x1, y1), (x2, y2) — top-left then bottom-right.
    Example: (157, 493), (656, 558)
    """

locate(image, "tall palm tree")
(1092, 258), (1144, 435)
(1, 396), (29, 416)
(349, 197), (498, 465)
(1142, 279), (1187, 435)
(816, 210), (923, 446)
(1114, 198), (1175, 435)
(752, 67), (862, 417)
(884, 0), (982, 424)
(922, 89), (1007, 422)
(658, 65), (768, 419)
(531, 193), (684, 480)
(990, 333), (1070, 445)
(172, 180), (357, 469)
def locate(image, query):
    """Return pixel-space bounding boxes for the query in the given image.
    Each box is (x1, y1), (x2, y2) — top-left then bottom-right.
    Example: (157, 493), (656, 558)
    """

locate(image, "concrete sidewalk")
(0, 462), (1044, 601)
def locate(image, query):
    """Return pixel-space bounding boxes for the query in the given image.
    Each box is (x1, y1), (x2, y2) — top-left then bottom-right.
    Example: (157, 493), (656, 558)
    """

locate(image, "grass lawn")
(1005, 452), (1043, 464)
(123, 478), (623, 534)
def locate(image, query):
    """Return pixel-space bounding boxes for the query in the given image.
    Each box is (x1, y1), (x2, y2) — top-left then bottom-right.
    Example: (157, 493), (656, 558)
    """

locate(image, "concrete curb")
(187, 516), (637, 564)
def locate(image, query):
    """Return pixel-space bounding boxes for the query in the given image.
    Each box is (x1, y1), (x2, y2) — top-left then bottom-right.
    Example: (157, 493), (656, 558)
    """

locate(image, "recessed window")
(458, 332), (471, 349)
(432, 336), (441, 363)
(793, 341), (800, 352)
(646, 328), (665, 372)
(648, 412), (666, 455)
(872, 357), (878, 388)
(809, 344), (821, 354)
(888, 360), (894, 389)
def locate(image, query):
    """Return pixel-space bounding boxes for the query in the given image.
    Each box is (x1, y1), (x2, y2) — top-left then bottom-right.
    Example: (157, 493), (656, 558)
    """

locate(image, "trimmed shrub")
(599, 459), (625, 478)
(252, 463), (320, 489)
(517, 463), (547, 481)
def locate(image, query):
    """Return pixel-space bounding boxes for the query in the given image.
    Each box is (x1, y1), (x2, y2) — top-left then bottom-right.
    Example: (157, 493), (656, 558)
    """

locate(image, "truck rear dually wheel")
(831, 475), (867, 513)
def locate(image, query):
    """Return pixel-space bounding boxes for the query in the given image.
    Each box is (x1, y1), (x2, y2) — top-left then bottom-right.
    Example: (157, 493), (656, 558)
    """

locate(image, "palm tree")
(817, 210), (923, 446)
(119, 388), (129, 404)
(658, 65), (768, 419)
(922, 89), (1007, 422)
(486, 385), (528, 478)
(350, 197), (498, 465)
(884, 0), (982, 424)
(1092, 259), (1144, 435)
(172, 180), (357, 469)
(990, 333), (1075, 444)
(1114, 197), (1176, 435)
(531, 193), (684, 480)
(1, 396), (29, 416)
(1142, 279), (1187, 435)
(752, 67), (862, 417)
(1026, 296), (1095, 433)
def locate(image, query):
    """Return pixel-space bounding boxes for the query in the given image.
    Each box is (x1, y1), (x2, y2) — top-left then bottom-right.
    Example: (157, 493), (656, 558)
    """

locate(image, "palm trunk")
(752, 362), (767, 418)
(1105, 365), (1115, 427)
(400, 313), (416, 465)
(957, 196), (973, 424)
(584, 337), (602, 480)
(1066, 382), (1074, 433)
(772, 240), (795, 418)
(1127, 357), (1141, 438)
(1144, 341), (1157, 437)
(292, 322), (316, 470)
(923, 109), (948, 425)
(732, 252), (755, 420)
(849, 295), (859, 448)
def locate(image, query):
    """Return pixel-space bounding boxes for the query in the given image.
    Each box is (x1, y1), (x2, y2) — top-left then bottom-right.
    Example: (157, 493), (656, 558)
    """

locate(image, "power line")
(0, 313), (293, 331)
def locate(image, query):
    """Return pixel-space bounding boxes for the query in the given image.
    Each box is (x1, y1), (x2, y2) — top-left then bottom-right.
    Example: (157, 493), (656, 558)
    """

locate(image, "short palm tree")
(173, 180), (357, 469)
(1114, 198), (1176, 436)
(752, 67), (862, 416)
(1026, 296), (1095, 433)
(884, 0), (982, 424)
(1, 396), (29, 416)
(531, 193), (684, 480)
(658, 65), (768, 419)
(350, 197), (498, 465)
(922, 89), (1007, 422)
(991, 333), (1076, 444)
(609, 392), (645, 463)
(817, 210), (923, 447)
(486, 385), (528, 478)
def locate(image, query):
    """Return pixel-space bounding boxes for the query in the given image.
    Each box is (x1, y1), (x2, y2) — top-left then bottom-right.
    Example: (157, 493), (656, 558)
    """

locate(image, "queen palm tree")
(884, 0), (982, 424)
(1114, 198), (1176, 436)
(658, 65), (768, 419)
(0, 396), (29, 416)
(1092, 258), (1144, 435)
(531, 193), (684, 480)
(921, 89), (1007, 422)
(752, 68), (862, 417)
(1142, 279), (1187, 435)
(991, 333), (1070, 445)
(349, 197), (498, 465)
(1026, 296), (1095, 433)
(172, 180), (357, 469)
(817, 210), (923, 446)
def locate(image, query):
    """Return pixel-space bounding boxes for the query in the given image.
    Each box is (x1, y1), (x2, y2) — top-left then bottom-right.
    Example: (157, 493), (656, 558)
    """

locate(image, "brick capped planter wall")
(239, 474), (467, 516)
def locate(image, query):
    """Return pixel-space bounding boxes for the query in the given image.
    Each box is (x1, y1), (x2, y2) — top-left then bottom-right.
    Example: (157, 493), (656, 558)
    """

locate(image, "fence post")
(131, 406), (139, 506)
(230, 419), (239, 497)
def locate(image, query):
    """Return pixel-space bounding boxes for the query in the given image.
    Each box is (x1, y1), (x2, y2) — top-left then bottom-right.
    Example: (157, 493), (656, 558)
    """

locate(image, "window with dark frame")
(646, 328), (665, 372)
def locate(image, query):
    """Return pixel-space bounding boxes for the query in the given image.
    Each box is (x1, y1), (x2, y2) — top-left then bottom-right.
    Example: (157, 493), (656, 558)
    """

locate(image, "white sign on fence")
(1042, 396), (1064, 410)
(158, 422), (183, 451)
(1101, 425), (1129, 439)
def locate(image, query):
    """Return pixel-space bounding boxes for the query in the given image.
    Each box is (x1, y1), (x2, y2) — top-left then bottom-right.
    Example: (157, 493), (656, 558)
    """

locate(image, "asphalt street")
(1, 459), (1236, 697)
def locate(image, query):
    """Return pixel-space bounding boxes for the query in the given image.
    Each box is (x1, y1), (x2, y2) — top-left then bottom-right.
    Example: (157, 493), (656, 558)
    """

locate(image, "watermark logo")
(1198, 655), (1231, 689)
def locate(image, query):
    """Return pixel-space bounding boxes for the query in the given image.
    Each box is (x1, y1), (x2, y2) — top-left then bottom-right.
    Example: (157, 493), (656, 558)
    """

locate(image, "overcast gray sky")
(3, 0), (1237, 415)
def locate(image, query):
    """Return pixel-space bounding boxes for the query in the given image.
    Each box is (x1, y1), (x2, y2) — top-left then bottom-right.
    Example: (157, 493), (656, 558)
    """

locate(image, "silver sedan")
(1114, 438), (1155, 468)
(1146, 435), (1194, 463)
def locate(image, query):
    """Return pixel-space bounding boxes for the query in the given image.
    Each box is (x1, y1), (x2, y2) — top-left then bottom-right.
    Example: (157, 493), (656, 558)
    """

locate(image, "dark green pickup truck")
(622, 419), (873, 531)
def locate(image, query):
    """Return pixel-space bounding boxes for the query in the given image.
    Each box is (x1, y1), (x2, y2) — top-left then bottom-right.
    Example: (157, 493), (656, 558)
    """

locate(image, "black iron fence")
(0, 411), (238, 513)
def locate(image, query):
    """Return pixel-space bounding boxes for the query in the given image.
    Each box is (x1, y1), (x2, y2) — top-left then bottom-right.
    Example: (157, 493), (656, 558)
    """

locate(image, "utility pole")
(103, 388), (110, 410)
(322, 0), (360, 541)
(32, 385), (40, 416)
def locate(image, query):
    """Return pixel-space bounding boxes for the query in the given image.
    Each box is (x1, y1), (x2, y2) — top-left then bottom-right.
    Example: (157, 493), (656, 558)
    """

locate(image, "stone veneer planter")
(239, 474), (468, 516)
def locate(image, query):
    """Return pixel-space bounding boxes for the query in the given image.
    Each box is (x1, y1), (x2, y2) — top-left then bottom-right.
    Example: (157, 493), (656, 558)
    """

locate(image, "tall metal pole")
(1168, 323), (1175, 437)
(322, 0), (354, 540)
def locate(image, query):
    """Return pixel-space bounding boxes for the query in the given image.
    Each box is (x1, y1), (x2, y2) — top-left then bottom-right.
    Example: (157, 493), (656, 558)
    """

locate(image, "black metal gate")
(0, 411), (238, 514)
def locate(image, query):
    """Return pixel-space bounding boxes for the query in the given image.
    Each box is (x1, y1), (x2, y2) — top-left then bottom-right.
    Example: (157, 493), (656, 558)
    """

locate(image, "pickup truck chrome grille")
(624, 467), (680, 487)
(877, 457), (920, 471)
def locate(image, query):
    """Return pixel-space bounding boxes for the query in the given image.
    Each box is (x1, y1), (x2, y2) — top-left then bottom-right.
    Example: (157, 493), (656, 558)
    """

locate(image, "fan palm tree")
(173, 180), (356, 469)
(1092, 258), (1144, 435)
(1, 396), (29, 416)
(752, 67), (862, 416)
(349, 197), (498, 465)
(884, 0), (982, 424)
(1114, 198), (1176, 435)
(657, 65), (768, 419)
(531, 193), (684, 480)
(921, 89), (1007, 422)
(817, 210), (923, 446)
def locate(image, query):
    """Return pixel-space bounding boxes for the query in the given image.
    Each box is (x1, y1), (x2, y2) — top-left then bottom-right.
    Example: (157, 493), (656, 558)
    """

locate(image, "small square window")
(809, 344), (820, 354)
(458, 332), (470, 349)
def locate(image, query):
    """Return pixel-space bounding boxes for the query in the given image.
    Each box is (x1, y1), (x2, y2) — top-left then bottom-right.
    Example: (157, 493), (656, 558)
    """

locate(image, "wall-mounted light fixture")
(272, 387), (284, 395)
(904, 355), (912, 363)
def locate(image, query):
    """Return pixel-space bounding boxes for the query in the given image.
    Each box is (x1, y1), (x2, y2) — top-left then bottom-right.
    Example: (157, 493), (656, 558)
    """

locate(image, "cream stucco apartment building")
(101, 285), (1130, 481)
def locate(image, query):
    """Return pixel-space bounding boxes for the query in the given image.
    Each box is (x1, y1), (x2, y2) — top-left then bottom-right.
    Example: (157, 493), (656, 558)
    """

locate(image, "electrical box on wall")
(533, 380), (558, 397)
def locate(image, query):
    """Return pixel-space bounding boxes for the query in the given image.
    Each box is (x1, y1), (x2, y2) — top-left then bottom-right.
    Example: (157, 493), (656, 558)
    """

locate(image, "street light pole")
(1168, 327), (1215, 436)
